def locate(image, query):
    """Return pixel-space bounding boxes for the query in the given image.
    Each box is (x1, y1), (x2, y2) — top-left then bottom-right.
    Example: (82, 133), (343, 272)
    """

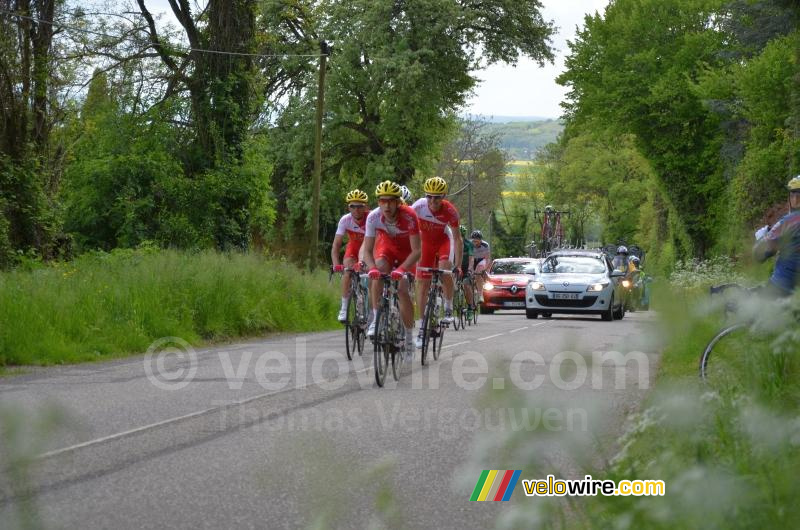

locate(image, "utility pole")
(309, 40), (328, 270)
(467, 174), (473, 233)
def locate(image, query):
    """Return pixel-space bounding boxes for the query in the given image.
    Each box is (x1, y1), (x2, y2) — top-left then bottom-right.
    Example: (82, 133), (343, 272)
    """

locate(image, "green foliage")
(62, 73), (275, 252)
(538, 0), (799, 270)
(264, 0), (555, 258)
(558, 0), (729, 254)
(0, 249), (339, 366)
(0, 155), (59, 263)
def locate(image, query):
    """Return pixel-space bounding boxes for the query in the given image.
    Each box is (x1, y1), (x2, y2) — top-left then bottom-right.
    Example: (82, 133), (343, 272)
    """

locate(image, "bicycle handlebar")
(416, 267), (454, 275)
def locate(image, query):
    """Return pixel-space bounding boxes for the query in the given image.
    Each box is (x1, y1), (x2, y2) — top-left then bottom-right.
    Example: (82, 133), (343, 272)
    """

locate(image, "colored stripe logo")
(470, 470), (521, 501)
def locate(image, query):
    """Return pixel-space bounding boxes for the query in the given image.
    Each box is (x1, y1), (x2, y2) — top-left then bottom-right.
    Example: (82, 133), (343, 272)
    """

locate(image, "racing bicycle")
(417, 267), (452, 365)
(332, 265), (368, 360)
(373, 272), (410, 387)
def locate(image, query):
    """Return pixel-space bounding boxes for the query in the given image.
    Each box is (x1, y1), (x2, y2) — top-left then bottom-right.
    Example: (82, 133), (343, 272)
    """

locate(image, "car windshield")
(541, 256), (606, 275)
(491, 261), (536, 275)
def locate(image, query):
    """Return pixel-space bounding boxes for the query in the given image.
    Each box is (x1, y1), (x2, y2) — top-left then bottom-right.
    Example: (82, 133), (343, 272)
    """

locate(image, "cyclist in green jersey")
(459, 225), (476, 315)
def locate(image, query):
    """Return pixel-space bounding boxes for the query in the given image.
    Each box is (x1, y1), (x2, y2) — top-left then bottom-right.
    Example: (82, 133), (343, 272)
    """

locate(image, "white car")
(525, 250), (626, 321)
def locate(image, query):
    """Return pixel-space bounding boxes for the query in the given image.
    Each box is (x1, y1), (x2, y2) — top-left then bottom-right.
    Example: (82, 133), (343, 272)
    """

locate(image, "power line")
(0, 9), (325, 59)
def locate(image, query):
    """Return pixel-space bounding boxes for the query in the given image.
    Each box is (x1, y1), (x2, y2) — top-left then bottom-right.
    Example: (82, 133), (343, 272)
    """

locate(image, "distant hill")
(481, 119), (563, 160)
(466, 115), (555, 123)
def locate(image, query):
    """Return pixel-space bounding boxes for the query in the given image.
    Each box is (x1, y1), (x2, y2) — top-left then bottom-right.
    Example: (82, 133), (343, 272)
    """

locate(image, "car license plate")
(553, 293), (579, 300)
(503, 301), (525, 307)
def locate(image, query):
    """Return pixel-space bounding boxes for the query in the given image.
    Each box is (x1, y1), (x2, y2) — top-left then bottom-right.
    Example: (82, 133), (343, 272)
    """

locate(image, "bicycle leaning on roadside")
(372, 272), (411, 387)
(417, 267), (453, 365)
(331, 265), (369, 361)
(698, 283), (756, 382)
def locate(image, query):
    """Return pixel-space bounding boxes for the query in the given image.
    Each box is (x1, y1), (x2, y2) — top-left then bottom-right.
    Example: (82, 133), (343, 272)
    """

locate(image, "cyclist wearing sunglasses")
(411, 177), (462, 347)
(363, 181), (422, 357)
(332, 189), (372, 321)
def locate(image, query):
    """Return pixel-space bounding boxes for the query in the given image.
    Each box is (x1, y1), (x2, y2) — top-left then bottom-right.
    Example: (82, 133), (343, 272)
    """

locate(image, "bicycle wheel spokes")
(452, 287), (462, 331)
(433, 321), (443, 360)
(374, 307), (390, 387)
(699, 323), (749, 384)
(344, 296), (356, 361)
(391, 312), (405, 381)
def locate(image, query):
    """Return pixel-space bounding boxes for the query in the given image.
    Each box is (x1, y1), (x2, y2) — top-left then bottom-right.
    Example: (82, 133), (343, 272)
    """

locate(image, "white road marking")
(38, 320), (556, 459)
(508, 327), (528, 333)
(38, 408), (216, 459)
(39, 363), (373, 459)
(442, 341), (470, 350)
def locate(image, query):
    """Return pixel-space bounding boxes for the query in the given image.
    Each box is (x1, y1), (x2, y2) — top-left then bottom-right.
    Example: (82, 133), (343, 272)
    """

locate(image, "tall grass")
(461, 260), (800, 529)
(0, 249), (339, 366)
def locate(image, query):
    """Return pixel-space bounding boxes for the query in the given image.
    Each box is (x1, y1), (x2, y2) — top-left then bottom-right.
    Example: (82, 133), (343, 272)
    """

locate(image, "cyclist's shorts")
(474, 258), (488, 272)
(344, 239), (362, 260)
(418, 237), (453, 279)
(375, 236), (413, 273)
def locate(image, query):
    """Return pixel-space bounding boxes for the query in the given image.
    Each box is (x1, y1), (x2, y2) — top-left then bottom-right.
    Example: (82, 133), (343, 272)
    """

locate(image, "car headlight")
(483, 282), (494, 291)
(622, 280), (632, 288)
(587, 282), (608, 292)
(528, 281), (546, 291)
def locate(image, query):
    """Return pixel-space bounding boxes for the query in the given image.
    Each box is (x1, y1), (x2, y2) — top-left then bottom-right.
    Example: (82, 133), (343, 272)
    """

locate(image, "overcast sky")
(466, 0), (610, 119)
(144, 0), (610, 119)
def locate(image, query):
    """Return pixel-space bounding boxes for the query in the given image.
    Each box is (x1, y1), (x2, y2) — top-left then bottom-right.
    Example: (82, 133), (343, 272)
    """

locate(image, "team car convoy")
(331, 178), (649, 383)
(525, 250), (627, 320)
(481, 258), (541, 313)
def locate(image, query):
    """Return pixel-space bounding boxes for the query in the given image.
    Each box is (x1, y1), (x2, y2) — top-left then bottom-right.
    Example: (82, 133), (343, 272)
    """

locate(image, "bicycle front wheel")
(699, 323), (748, 383)
(420, 295), (437, 366)
(373, 306), (390, 387)
(391, 304), (405, 381)
(345, 296), (357, 361)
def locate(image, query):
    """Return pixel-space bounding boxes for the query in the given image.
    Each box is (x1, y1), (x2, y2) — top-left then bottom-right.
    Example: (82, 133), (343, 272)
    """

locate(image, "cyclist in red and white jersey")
(362, 181), (421, 359)
(411, 177), (462, 348)
(331, 189), (371, 321)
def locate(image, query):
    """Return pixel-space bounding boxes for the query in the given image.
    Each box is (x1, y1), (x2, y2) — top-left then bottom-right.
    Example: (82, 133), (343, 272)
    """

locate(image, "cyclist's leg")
(416, 241), (436, 334)
(397, 275), (415, 329)
(474, 259), (487, 300)
(368, 238), (394, 335)
(439, 257), (455, 322)
(463, 275), (474, 307)
(761, 281), (792, 299)
(438, 238), (455, 304)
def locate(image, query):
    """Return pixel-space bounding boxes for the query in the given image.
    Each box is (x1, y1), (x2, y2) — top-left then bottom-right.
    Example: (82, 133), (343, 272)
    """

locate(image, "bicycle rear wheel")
(432, 321), (444, 361)
(373, 306), (390, 387)
(699, 323), (748, 383)
(453, 286), (464, 331)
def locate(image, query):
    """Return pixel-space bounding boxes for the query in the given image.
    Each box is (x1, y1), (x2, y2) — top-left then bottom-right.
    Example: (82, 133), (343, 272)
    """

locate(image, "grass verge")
(0, 249), (340, 366)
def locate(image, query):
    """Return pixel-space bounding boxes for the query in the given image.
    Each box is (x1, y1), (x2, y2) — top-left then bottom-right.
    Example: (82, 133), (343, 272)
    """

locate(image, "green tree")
(558, 0), (728, 255)
(265, 0), (555, 257)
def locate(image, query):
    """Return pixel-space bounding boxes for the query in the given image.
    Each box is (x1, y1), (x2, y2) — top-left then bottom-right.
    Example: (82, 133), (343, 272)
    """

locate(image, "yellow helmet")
(375, 180), (401, 198)
(345, 189), (368, 203)
(787, 175), (800, 192)
(423, 177), (448, 195)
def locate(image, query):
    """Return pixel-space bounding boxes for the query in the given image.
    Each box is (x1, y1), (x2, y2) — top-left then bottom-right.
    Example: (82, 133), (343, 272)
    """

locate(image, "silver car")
(524, 250), (626, 321)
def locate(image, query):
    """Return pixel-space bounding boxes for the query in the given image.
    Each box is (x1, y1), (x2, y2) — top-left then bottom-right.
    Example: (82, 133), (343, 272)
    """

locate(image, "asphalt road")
(0, 310), (661, 529)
